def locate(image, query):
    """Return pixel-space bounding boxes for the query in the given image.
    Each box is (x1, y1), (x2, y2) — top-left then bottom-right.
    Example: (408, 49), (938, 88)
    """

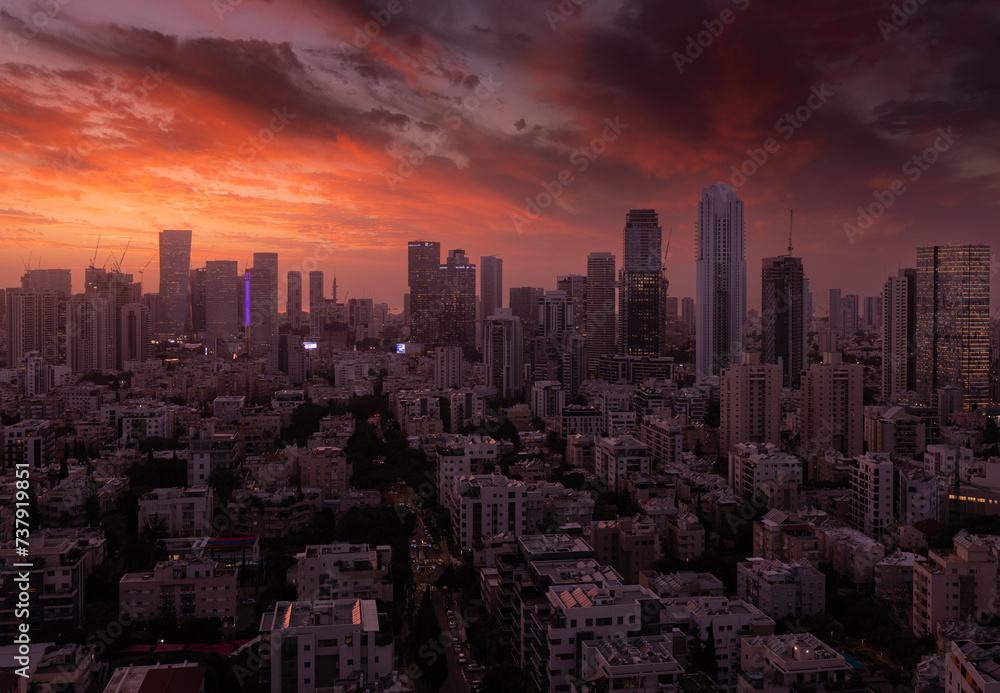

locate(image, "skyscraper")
(561, 335), (587, 397)
(21, 269), (72, 297)
(248, 252), (278, 355)
(916, 244), (991, 410)
(438, 249), (476, 347)
(287, 271), (302, 330)
(619, 209), (663, 356)
(557, 274), (588, 337)
(67, 293), (113, 372)
(7, 289), (60, 367)
(484, 308), (523, 399)
(829, 288), (842, 338)
(539, 290), (574, 342)
(696, 183), (746, 380)
(534, 290), (575, 383)
(863, 295), (882, 332)
(120, 302), (153, 365)
(509, 286), (545, 341)
(586, 252), (616, 375)
(20, 269), (70, 365)
(158, 229), (192, 335)
(479, 255), (503, 345)
(309, 270), (324, 339)
(407, 240), (441, 343)
(882, 268), (916, 399)
(681, 297), (695, 334)
(840, 294), (859, 338)
(761, 254), (806, 388)
(188, 267), (207, 335)
(205, 260), (242, 346)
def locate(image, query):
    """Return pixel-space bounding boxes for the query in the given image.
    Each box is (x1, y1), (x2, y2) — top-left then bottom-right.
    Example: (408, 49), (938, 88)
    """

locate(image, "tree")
(207, 467), (239, 505)
(690, 623), (719, 679)
(410, 590), (448, 689)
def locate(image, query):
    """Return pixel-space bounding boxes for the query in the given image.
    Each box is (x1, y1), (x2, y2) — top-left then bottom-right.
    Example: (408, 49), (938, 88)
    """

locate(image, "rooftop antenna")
(788, 210), (794, 255)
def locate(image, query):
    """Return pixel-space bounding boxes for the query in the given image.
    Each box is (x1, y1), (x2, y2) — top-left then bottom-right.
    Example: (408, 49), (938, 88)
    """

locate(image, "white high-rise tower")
(696, 183), (746, 381)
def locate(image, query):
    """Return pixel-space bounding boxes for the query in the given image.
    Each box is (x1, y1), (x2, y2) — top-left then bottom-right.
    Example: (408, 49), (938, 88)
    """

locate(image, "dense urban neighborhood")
(1, 217), (999, 693)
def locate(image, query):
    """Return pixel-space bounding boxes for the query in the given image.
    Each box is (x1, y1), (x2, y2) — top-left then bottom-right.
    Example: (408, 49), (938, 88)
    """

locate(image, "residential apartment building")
(720, 354), (781, 456)
(753, 510), (820, 567)
(945, 640), (1000, 693)
(912, 530), (997, 637)
(188, 425), (241, 487)
(738, 633), (850, 693)
(595, 434), (651, 493)
(0, 528), (106, 634)
(737, 557), (826, 620)
(288, 543), (392, 602)
(665, 512), (707, 561)
(435, 434), (499, 505)
(729, 443), (803, 501)
(260, 599), (394, 693)
(639, 416), (684, 469)
(848, 452), (894, 541)
(590, 517), (661, 584)
(138, 487), (214, 537)
(119, 558), (238, 624)
(449, 474), (527, 551)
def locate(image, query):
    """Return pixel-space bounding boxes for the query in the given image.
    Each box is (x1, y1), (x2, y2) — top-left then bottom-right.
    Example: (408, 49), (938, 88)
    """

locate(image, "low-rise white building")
(119, 558), (237, 624)
(898, 467), (941, 525)
(578, 635), (684, 693)
(595, 434), (651, 493)
(639, 415), (684, 468)
(531, 380), (566, 420)
(738, 633), (850, 693)
(435, 434), (499, 505)
(260, 599), (393, 693)
(736, 557), (826, 620)
(449, 474), (527, 550)
(138, 487), (214, 537)
(946, 641), (1000, 693)
(729, 443), (802, 500)
(288, 543), (392, 602)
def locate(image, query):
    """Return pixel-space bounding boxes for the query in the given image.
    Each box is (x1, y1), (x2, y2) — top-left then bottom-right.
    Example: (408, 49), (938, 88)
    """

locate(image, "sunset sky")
(1, 0), (998, 315)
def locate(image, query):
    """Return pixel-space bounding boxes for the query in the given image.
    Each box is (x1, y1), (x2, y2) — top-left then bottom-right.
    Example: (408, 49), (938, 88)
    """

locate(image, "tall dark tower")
(158, 229), (192, 335)
(761, 252), (805, 389)
(916, 244), (991, 410)
(438, 249), (476, 348)
(248, 252), (278, 355)
(619, 209), (663, 356)
(407, 240), (441, 343)
(586, 252), (616, 375)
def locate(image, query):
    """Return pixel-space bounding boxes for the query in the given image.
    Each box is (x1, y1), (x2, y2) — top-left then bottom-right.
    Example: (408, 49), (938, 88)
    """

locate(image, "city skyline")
(1, 1), (998, 314)
(4, 3), (1000, 691)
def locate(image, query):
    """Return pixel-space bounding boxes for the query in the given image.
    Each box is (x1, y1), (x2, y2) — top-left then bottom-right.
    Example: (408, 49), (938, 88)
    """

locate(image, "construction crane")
(661, 227), (674, 297)
(113, 236), (132, 273)
(137, 256), (154, 286)
(788, 210), (794, 255)
(89, 235), (101, 268)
